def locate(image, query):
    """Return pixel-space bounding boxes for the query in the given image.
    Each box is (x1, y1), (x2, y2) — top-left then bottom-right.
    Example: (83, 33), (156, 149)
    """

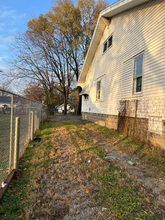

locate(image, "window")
(108, 35), (113, 48)
(103, 35), (113, 53)
(84, 94), (89, 100)
(96, 80), (101, 100)
(103, 41), (107, 53)
(133, 55), (143, 93)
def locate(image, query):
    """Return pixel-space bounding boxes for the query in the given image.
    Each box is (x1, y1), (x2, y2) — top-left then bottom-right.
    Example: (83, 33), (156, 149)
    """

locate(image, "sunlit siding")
(82, 0), (165, 115)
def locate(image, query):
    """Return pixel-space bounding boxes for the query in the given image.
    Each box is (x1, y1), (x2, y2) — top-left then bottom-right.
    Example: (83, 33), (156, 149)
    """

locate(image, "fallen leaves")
(110, 213), (116, 218)
(146, 198), (150, 203)
(65, 199), (71, 204)
(68, 188), (72, 191)
(41, 212), (47, 216)
(158, 204), (165, 210)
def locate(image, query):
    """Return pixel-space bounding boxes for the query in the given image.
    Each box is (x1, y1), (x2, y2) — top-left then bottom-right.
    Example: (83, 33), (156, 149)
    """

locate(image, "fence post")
(9, 95), (14, 171)
(38, 112), (40, 130)
(31, 111), (34, 141)
(41, 108), (43, 125)
(28, 101), (31, 141)
(14, 117), (20, 171)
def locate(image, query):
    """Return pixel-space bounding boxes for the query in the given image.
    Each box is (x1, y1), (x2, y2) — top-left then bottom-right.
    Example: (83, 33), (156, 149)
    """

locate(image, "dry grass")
(0, 120), (165, 219)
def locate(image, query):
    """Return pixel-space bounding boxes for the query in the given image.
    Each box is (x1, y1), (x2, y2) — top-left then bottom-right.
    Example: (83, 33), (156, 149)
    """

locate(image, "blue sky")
(0, 0), (117, 89)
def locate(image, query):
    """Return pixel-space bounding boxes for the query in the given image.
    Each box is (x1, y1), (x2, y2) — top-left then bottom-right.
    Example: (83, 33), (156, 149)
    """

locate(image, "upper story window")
(133, 54), (143, 93)
(96, 80), (101, 100)
(103, 35), (113, 53)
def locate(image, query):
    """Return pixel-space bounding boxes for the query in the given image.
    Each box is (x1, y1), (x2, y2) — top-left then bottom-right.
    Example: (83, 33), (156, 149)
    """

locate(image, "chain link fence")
(0, 89), (43, 185)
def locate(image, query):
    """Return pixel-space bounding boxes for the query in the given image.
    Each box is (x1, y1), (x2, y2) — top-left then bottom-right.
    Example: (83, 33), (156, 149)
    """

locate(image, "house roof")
(0, 96), (21, 104)
(79, 84), (89, 95)
(77, 0), (150, 86)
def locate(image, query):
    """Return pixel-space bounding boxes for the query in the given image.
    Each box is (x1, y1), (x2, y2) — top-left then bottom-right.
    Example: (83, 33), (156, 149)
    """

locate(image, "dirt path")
(51, 115), (82, 122)
(29, 125), (106, 220)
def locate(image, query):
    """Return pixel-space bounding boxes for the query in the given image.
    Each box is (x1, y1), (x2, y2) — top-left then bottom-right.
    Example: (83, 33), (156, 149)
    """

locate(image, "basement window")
(133, 54), (143, 93)
(103, 35), (113, 53)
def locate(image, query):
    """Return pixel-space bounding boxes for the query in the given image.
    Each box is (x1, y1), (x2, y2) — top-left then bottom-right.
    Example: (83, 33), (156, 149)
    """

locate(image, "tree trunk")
(64, 95), (67, 115)
(77, 86), (82, 115)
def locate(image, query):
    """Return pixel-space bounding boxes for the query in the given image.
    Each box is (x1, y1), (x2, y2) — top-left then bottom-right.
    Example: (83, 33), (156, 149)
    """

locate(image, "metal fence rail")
(0, 89), (43, 185)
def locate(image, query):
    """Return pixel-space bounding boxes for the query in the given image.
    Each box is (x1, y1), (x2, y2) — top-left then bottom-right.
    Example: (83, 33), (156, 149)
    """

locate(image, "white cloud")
(0, 35), (13, 44)
(0, 55), (8, 62)
(0, 65), (6, 71)
(0, 7), (26, 26)
(9, 28), (17, 33)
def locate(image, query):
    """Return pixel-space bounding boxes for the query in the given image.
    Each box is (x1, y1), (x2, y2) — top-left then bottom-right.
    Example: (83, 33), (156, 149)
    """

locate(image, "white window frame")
(132, 53), (144, 95)
(103, 34), (113, 54)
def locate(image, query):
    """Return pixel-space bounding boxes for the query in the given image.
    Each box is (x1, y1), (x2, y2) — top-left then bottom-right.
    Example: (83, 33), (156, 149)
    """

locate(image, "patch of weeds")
(89, 164), (163, 219)
(126, 178), (133, 183)
(118, 138), (165, 173)
(40, 122), (54, 130)
(96, 175), (115, 183)
(41, 128), (52, 135)
(89, 203), (94, 208)
(86, 123), (122, 141)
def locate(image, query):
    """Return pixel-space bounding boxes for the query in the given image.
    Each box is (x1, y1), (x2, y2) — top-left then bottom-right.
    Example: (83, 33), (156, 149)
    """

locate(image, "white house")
(56, 104), (74, 113)
(78, 0), (165, 149)
(0, 96), (22, 114)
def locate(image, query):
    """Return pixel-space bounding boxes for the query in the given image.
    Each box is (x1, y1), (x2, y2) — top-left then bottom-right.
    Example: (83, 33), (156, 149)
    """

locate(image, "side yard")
(0, 119), (165, 220)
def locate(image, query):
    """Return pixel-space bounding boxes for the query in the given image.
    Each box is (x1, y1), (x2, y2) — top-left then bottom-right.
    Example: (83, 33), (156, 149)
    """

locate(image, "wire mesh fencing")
(0, 89), (43, 185)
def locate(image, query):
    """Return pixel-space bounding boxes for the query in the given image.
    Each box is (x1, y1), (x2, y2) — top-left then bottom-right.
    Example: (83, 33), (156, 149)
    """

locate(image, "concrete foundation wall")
(82, 112), (165, 149)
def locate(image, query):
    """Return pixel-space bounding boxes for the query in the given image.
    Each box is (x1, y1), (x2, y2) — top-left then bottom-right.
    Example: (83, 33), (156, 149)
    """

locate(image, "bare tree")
(5, 0), (108, 114)
(0, 70), (12, 96)
(6, 30), (75, 114)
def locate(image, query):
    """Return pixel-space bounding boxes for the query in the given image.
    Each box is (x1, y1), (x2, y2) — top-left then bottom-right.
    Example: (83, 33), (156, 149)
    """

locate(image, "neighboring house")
(78, 0), (165, 149)
(56, 104), (74, 113)
(0, 96), (22, 114)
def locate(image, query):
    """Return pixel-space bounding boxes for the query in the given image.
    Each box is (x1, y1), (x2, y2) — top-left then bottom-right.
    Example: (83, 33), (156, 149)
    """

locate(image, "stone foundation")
(82, 112), (165, 149)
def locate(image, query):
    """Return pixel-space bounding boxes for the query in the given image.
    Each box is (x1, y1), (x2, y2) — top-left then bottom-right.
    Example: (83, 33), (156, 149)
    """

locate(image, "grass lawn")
(0, 120), (164, 219)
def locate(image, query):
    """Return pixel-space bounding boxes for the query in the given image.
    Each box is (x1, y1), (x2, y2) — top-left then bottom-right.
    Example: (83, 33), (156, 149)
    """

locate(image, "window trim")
(132, 53), (144, 96)
(103, 34), (113, 54)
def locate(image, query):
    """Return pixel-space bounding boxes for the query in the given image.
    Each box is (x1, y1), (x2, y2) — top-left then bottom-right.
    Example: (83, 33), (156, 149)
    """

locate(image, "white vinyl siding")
(122, 59), (133, 99)
(81, 0), (165, 115)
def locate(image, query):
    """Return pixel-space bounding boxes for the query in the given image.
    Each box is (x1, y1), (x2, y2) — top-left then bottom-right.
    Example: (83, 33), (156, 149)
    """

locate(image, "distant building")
(0, 96), (21, 114)
(55, 104), (74, 113)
